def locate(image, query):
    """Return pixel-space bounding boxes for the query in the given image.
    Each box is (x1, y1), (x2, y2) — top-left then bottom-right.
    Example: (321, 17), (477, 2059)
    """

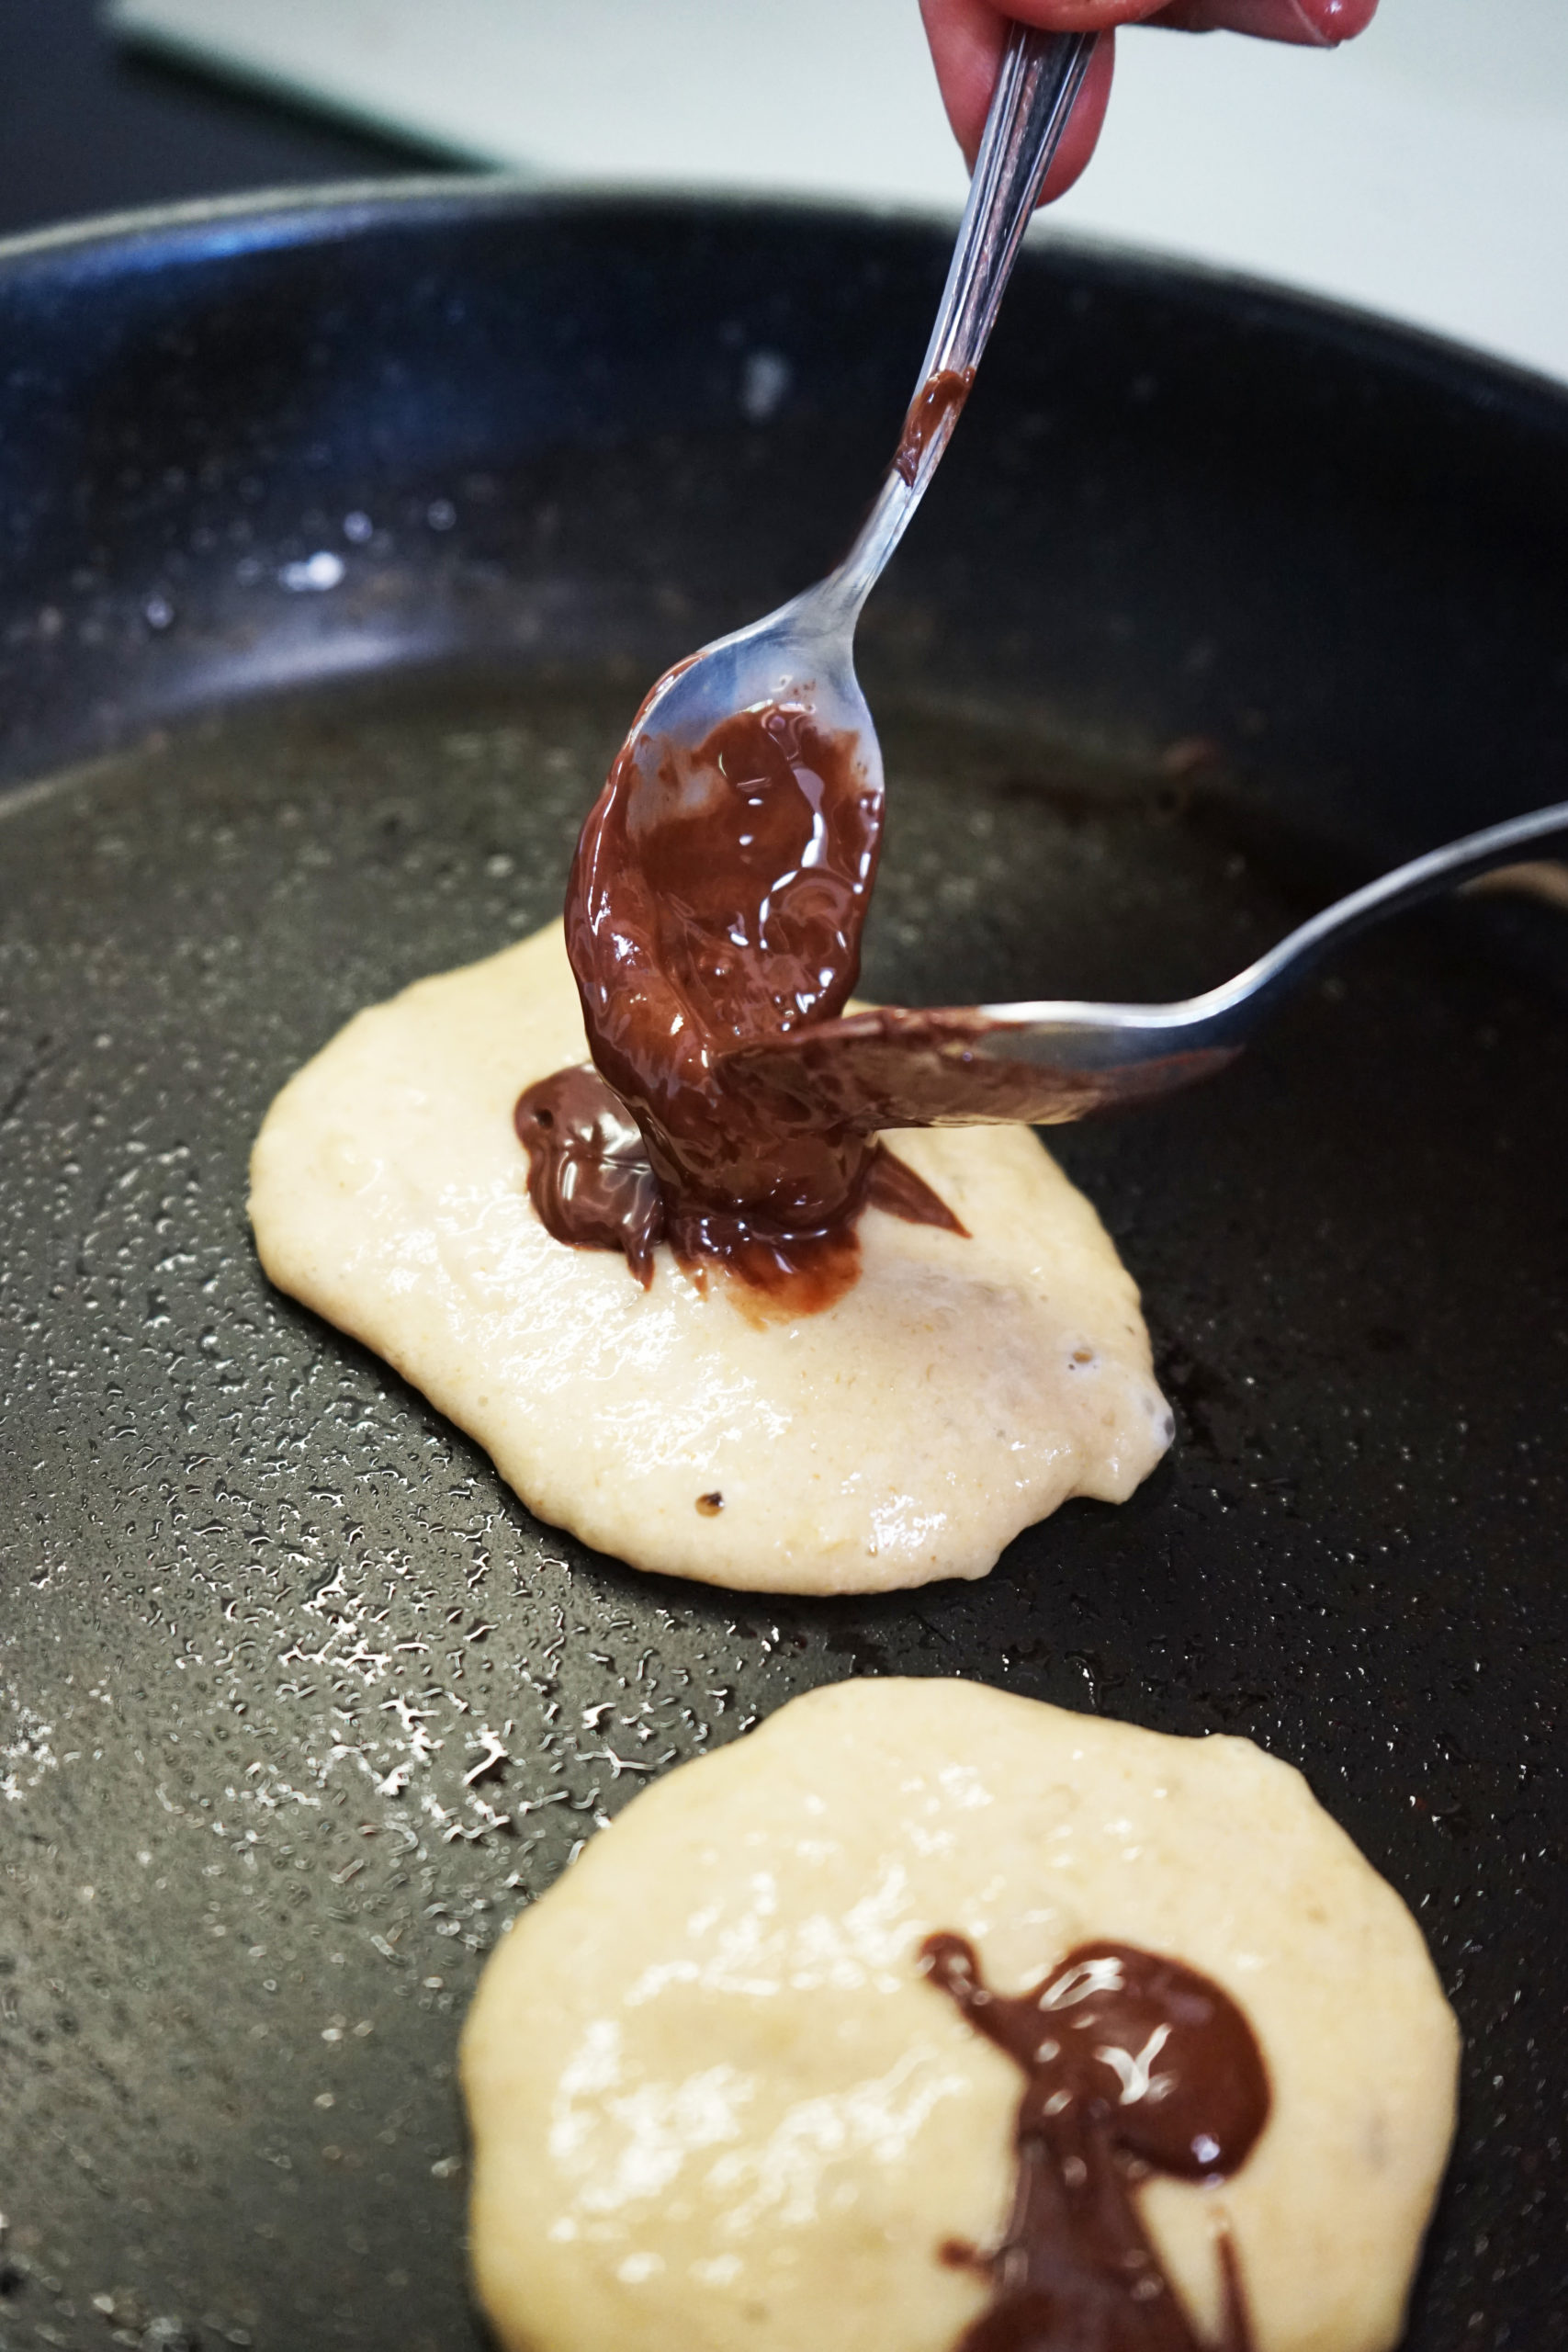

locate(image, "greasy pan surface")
(1, 189), (1565, 2349)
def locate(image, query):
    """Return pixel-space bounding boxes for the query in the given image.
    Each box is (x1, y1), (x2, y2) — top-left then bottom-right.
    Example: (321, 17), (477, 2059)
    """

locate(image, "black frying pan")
(0, 187), (1564, 2352)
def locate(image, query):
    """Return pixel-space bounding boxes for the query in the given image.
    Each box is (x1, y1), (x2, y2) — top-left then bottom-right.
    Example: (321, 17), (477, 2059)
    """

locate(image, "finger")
(921, 0), (1377, 35)
(1148, 0), (1378, 40)
(930, 0), (1160, 25)
(919, 0), (1117, 196)
(1042, 34), (1115, 199)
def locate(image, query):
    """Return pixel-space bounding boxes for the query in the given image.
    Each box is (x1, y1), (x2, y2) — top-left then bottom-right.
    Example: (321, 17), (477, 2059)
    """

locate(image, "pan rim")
(0, 175), (1564, 428)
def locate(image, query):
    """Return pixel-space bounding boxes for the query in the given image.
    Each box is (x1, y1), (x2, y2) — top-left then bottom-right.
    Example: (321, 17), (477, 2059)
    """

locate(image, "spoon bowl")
(606, 23), (1095, 854)
(615, 584), (884, 842)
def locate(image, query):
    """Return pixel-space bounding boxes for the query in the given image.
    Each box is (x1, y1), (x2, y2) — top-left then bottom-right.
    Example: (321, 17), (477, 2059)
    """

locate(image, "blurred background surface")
(1, 0), (1564, 383)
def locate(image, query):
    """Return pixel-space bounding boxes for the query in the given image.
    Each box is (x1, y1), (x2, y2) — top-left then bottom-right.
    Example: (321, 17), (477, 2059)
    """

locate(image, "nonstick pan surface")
(1, 189), (1565, 2352)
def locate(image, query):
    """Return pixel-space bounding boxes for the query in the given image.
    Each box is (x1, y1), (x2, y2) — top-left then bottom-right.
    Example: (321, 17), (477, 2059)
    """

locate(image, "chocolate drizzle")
(896, 368), (977, 485)
(525, 694), (967, 1310)
(920, 1935), (1269, 2352)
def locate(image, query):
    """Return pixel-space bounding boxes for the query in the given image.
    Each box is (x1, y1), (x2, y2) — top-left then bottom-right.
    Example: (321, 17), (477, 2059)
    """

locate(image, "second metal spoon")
(719, 805), (1568, 1126)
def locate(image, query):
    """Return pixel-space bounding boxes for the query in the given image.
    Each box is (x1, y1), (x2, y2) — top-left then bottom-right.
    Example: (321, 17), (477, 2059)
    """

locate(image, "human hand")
(919, 0), (1380, 202)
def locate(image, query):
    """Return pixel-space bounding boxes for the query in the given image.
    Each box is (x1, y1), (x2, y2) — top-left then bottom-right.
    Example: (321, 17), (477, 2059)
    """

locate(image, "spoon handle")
(825, 24), (1095, 618)
(917, 25), (1097, 415)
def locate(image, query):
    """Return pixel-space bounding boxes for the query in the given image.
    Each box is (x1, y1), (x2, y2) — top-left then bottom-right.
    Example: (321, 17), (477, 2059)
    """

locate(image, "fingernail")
(1282, 0), (1377, 43)
(1209, 0), (1375, 43)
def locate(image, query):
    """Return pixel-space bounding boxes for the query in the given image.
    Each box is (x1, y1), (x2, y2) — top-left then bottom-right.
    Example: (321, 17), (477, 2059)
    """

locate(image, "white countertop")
(108, 0), (1568, 386)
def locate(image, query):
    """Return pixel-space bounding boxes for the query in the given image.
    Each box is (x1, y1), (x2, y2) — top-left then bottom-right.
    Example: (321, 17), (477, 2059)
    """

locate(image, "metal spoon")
(604, 21), (1097, 831)
(592, 24), (1567, 1143)
(718, 804), (1568, 1127)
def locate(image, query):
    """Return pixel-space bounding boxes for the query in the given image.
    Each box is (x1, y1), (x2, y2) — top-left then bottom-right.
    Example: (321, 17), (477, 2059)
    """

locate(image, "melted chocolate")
(515, 1057), (963, 1317)
(514, 1064), (663, 1283)
(896, 368), (977, 485)
(921, 1935), (1269, 2352)
(568, 698), (881, 1226)
(553, 694), (969, 1306)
